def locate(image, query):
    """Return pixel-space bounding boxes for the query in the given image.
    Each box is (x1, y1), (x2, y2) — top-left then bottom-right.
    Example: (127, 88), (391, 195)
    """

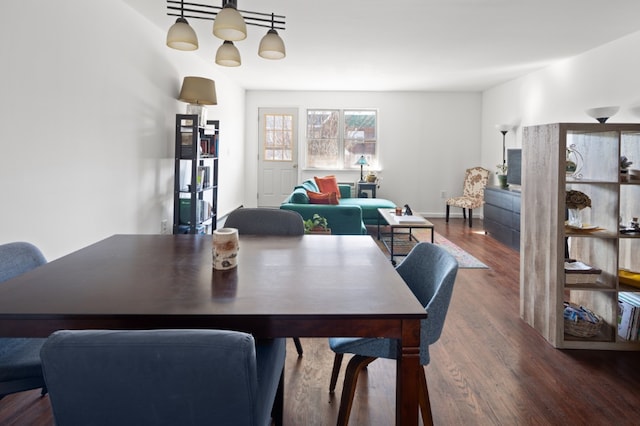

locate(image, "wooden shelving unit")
(521, 123), (640, 349)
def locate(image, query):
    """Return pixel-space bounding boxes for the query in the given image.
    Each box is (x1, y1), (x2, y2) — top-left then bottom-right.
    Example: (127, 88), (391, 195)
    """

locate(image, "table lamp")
(355, 155), (369, 182)
(179, 76), (217, 127)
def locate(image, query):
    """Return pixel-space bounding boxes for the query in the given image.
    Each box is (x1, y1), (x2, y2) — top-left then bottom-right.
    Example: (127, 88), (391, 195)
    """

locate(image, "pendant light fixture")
(215, 41), (241, 67)
(212, 2), (247, 41)
(166, 0), (198, 51)
(166, 0), (286, 66)
(258, 13), (286, 59)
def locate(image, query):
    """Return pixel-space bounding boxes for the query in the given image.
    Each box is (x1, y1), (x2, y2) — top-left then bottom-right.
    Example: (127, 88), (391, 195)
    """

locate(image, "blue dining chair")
(224, 207), (306, 356)
(328, 242), (458, 425)
(224, 207), (305, 236)
(0, 242), (48, 400)
(41, 329), (286, 426)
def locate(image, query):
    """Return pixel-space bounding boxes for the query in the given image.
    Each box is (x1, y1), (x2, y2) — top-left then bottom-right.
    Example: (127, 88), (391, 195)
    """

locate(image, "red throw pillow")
(314, 175), (341, 199)
(306, 190), (339, 205)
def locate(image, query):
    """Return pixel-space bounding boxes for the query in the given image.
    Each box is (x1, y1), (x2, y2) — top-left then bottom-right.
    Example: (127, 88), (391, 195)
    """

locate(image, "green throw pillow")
(290, 187), (309, 204)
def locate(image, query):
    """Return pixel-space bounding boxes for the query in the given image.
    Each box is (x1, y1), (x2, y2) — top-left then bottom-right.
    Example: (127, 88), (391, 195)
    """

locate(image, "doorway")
(257, 108), (298, 207)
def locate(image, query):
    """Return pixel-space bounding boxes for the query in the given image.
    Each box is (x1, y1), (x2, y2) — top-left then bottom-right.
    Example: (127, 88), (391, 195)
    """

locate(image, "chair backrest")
(224, 208), (304, 235)
(41, 329), (266, 426)
(462, 166), (490, 199)
(395, 242), (458, 365)
(0, 242), (46, 284)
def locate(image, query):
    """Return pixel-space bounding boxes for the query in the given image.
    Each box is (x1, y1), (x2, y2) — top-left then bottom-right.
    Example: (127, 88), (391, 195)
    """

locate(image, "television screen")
(507, 149), (522, 186)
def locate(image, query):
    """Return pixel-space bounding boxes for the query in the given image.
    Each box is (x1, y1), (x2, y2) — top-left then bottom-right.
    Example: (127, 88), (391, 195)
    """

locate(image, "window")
(306, 109), (377, 169)
(263, 113), (293, 161)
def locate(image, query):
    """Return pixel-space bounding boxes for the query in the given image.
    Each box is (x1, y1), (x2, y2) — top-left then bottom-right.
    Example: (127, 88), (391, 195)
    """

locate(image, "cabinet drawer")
(484, 204), (513, 225)
(484, 218), (513, 247)
(485, 188), (519, 210)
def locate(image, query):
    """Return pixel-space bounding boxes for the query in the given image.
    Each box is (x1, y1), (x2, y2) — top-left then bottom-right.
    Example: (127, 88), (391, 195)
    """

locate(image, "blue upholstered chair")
(224, 207), (305, 356)
(0, 242), (48, 399)
(328, 242), (458, 425)
(41, 329), (286, 426)
(224, 207), (305, 236)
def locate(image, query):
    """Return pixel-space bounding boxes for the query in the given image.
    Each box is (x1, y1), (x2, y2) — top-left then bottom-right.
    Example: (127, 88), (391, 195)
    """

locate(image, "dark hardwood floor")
(2, 218), (639, 425)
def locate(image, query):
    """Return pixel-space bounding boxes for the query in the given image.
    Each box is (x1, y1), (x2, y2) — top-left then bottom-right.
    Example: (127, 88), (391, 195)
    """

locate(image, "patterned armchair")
(445, 166), (490, 227)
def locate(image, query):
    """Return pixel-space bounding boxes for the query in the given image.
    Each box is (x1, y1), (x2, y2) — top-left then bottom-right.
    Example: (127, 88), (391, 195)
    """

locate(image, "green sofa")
(280, 179), (396, 235)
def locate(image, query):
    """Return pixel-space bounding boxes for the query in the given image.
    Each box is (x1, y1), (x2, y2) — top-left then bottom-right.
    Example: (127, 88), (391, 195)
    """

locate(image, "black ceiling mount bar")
(167, 1), (285, 31)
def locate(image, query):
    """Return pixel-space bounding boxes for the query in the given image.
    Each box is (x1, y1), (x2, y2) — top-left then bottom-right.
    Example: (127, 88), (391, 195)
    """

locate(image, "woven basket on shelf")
(563, 302), (603, 338)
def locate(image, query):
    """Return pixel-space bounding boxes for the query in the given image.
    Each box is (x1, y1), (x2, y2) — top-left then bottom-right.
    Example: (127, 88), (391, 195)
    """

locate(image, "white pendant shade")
(258, 29), (286, 59)
(179, 77), (217, 105)
(215, 41), (241, 67)
(166, 17), (199, 51)
(213, 5), (247, 41)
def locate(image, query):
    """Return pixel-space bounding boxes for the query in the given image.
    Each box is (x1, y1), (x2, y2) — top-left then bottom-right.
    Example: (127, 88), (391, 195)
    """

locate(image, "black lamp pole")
(500, 130), (507, 166)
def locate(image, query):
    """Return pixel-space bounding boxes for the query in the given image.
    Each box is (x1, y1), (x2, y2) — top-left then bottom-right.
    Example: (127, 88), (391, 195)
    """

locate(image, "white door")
(258, 108), (298, 207)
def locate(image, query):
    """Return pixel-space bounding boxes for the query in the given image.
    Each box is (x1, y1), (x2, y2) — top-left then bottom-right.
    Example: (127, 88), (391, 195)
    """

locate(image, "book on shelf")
(618, 292), (640, 341)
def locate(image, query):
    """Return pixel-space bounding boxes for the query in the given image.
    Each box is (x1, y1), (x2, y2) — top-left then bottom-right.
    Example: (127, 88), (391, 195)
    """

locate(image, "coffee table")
(377, 208), (435, 263)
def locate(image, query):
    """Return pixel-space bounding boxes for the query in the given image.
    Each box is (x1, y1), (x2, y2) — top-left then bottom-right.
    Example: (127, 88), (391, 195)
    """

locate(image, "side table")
(357, 182), (377, 198)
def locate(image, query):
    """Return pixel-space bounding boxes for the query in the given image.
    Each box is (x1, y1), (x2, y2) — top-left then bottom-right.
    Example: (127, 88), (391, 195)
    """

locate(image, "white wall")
(0, 1), (246, 260)
(482, 30), (640, 174)
(245, 91), (482, 216)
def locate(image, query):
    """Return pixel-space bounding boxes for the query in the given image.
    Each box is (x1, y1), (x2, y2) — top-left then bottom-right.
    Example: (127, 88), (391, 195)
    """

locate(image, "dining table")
(0, 234), (427, 425)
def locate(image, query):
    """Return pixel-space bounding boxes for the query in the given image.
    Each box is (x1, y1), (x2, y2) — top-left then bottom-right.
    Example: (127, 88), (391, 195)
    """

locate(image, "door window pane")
(264, 114), (293, 162)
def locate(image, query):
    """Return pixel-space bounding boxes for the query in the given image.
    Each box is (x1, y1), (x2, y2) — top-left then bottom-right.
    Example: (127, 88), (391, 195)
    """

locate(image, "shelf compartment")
(619, 235), (640, 269)
(563, 289), (617, 344)
(566, 236), (617, 290)
(566, 130), (619, 181)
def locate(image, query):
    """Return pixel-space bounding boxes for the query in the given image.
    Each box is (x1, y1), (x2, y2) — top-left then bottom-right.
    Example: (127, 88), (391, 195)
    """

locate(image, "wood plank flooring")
(1, 218), (639, 425)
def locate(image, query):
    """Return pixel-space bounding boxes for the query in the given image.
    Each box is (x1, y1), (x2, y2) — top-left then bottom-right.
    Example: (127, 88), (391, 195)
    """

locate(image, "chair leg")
(462, 208), (466, 220)
(468, 208), (473, 227)
(329, 353), (344, 393)
(272, 369), (284, 426)
(336, 355), (377, 426)
(293, 337), (303, 357)
(418, 367), (433, 426)
(445, 204), (450, 222)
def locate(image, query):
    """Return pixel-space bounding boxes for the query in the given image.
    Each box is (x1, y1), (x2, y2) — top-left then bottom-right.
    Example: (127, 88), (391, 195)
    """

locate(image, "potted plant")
(496, 164), (508, 189)
(304, 214), (331, 234)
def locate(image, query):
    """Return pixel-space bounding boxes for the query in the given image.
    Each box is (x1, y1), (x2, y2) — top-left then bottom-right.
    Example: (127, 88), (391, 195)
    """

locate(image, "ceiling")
(125, 0), (640, 92)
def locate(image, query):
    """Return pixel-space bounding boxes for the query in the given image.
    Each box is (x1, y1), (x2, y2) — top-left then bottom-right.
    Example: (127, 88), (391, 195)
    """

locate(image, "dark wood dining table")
(0, 234), (427, 425)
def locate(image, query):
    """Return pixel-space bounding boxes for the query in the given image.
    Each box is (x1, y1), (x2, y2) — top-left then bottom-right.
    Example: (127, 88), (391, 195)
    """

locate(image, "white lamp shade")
(166, 18), (199, 51)
(258, 29), (286, 59)
(585, 106), (620, 123)
(213, 5), (247, 41)
(495, 124), (511, 133)
(179, 77), (217, 105)
(215, 41), (241, 67)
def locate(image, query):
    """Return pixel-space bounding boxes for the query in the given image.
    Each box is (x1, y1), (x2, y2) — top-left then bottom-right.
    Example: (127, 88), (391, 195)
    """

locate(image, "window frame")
(304, 108), (378, 170)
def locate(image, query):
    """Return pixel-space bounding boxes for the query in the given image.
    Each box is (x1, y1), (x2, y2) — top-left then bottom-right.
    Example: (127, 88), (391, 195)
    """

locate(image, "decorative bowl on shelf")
(585, 106), (619, 123)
